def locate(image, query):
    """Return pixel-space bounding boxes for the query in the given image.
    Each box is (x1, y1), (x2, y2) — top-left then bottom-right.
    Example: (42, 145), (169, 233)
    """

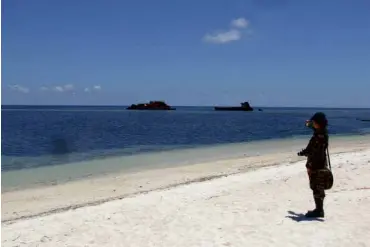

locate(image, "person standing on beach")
(298, 112), (329, 218)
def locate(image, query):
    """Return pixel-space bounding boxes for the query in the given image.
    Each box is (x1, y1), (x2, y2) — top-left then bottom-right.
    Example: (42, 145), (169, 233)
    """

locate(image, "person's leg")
(314, 188), (325, 213)
(306, 171), (325, 217)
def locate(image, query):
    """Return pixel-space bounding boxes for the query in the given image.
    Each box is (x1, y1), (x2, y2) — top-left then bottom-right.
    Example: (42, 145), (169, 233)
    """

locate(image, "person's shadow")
(286, 211), (324, 222)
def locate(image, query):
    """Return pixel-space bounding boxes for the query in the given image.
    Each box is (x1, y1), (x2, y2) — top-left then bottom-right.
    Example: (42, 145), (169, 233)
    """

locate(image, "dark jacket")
(298, 129), (329, 170)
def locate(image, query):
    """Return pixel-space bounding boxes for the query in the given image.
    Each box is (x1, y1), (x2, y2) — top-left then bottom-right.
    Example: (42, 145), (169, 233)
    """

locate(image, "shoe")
(305, 198), (325, 218)
(305, 209), (324, 218)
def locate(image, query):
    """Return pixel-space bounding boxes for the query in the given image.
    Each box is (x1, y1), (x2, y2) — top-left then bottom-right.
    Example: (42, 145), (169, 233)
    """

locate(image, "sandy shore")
(2, 138), (370, 246)
(2, 136), (369, 222)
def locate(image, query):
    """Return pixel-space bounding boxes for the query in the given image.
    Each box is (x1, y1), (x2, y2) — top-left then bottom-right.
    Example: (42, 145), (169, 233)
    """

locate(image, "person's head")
(306, 112), (328, 130)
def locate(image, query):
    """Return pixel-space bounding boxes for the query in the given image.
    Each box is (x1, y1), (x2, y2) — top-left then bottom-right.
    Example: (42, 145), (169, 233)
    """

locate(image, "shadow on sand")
(286, 211), (324, 222)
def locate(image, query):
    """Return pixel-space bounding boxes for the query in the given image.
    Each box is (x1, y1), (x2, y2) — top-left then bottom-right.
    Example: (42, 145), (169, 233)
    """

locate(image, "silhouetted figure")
(298, 112), (331, 218)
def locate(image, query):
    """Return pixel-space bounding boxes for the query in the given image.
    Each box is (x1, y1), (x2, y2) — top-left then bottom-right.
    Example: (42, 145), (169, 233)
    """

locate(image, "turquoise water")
(2, 133), (369, 192)
(1, 106), (370, 191)
(2, 106), (370, 172)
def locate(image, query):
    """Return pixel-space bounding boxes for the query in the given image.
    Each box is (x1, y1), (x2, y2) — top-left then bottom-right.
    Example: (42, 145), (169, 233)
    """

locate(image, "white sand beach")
(2, 138), (370, 246)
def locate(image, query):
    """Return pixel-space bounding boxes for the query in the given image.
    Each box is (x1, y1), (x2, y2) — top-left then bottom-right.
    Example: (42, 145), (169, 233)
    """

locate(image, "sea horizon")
(2, 104), (370, 110)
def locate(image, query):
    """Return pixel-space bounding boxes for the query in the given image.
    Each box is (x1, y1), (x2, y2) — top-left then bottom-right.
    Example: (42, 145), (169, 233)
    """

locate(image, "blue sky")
(2, 0), (370, 107)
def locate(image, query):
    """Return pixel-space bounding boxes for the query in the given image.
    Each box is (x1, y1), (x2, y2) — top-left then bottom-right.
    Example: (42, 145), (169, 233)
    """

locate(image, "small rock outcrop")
(127, 101), (175, 110)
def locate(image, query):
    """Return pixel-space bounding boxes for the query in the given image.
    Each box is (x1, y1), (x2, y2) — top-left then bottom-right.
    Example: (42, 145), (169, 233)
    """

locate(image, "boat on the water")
(214, 101), (254, 111)
(127, 101), (175, 110)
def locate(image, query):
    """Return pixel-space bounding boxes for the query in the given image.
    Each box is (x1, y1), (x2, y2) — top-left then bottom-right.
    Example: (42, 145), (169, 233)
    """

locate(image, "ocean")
(2, 106), (370, 190)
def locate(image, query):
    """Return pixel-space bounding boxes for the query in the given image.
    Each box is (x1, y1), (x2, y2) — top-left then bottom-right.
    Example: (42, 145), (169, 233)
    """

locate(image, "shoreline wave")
(2, 134), (369, 192)
(2, 132), (369, 171)
(2, 143), (369, 224)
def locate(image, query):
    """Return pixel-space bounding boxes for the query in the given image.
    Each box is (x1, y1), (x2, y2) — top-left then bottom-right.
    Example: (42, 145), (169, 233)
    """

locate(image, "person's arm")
(298, 136), (315, 157)
(298, 133), (327, 157)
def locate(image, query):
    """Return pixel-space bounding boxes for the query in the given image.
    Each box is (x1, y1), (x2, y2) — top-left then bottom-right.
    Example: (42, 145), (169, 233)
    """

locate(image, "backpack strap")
(326, 147), (332, 171)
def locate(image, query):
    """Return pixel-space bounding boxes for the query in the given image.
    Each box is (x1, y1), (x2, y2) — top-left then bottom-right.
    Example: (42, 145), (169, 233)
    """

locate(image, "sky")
(1, 0), (370, 107)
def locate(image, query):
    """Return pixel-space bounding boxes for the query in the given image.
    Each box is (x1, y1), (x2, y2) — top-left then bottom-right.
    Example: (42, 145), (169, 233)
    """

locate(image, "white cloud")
(41, 84), (98, 93)
(54, 86), (64, 92)
(63, 84), (74, 91)
(85, 85), (102, 93)
(231, 18), (249, 29)
(9, 85), (30, 93)
(52, 84), (75, 93)
(203, 29), (241, 44)
(203, 17), (250, 44)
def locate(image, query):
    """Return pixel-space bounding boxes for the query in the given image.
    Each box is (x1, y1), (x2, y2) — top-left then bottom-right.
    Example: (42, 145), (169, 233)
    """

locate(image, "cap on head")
(310, 112), (328, 128)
